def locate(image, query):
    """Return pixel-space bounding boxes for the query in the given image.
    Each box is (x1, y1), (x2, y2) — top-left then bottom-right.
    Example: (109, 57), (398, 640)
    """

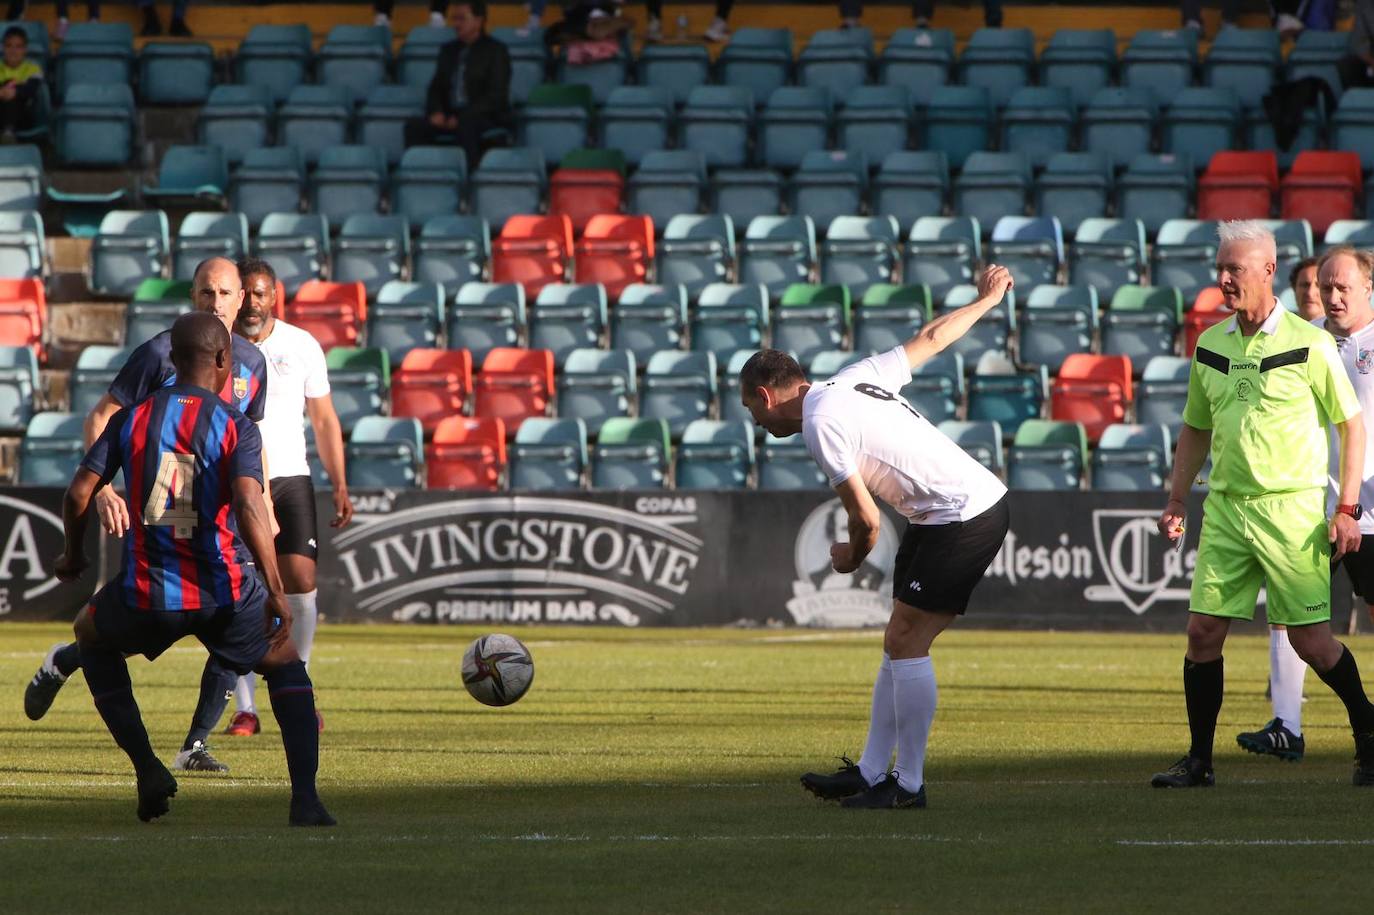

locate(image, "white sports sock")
(290, 590), (319, 665)
(1270, 628), (1307, 735)
(890, 656), (937, 793)
(235, 674), (257, 715)
(856, 653), (895, 785)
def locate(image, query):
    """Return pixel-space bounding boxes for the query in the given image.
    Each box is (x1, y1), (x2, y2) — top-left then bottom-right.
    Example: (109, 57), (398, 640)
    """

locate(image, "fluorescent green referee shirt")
(1183, 303), (1361, 496)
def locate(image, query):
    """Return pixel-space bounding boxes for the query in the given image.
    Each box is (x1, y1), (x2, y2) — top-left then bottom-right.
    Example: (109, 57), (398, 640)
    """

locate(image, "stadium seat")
(473, 347), (555, 437)
(1285, 28), (1347, 97)
(627, 150), (706, 232)
(325, 346), (390, 434)
(510, 418), (589, 490)
(143, 146), (228, 211)
(1121, 28), (1199, 107)
(197, 85), (272, 167)
(953, 152), (1031, 238)
(676, 419), (755, 489)
(878, 27), (953, 108)
(0, 146), (43, 213)
(253, 213), (329, 298)
(18, 412), (84, 485)
(641, 350), (717, 440)
(0, 276), (45, 359)
(637, 43), (710, 107)
(774, 284), (851, 367)
(1196, 151), (1278, 221)
(957, 27), (1034, 108)
(599, 86), (673, 168)
(0, 343), (38, 431)
(1117, 154), (1194, 236)
(821, 215), (900, 299)
(837, 86), (912, 170)
(171, 212), (249, 282)
(316, 24), (391, 101)
(471, 148), (547, 233)
(397, 24), (455, 89)
(1244, 92), (1324, 171)
(286, 280), (366, 350)
(1007, 419), (1088, 490)
(790, 151), (867, 236)
(988, 216), (1063, 291)
(576, 214), (655, 302)
(448, 281), (526, 366)
(939, 419), (1004, 475)
(738, 215), (816, 302)
(370, 281), (445, 367)
(391, 347), (473, 435)
(139, 41), (214, 105)
(230, 148), (304, 229)
(904, 351), (963, 424)
(1263, 219), (1314, 290)
(1017, 284), (1097, 374)
(938, 283), (1015, 368)
(797, 27), (873, 100)
(967, 365), (1047, 439)
(90, 210), (169, 298)
(854, 283), (929, 354)
(760, 86), (832, 171)
(278, 85), (352, 168)
(54, 83), (135, 167)
(1202, 28), (1280, 109)
(1183, 287), (1230, 356)
(693, 283), (769, 363)
(679, 86), (754, 169)
(1081, 88), (1158, 173)
(1038, 28), (1116, 109)
(922, 85), (991, 171)
(1036, 152), (1112, 238)
(1162, 88), (1241, 173)
(1103, 285), (1183, 373)
(234, 23), (312, 104)
(426, 415), (506, 491)
(808, 349), (866, 382)
(125, 278), (191, 346)
(999, 87), (1074, 171)
(1138, 355), (1190, 437)
(1281, 151), (1361, 238)
(333, 214), (410, 298)
(554, 42), (628, 107)
(591, 417), (671, 490)
(520, 83), (594, 168)
(612, 283), (688, 366)
(1069, 218), (1147, 303)
(905, 216), (980, 302)
(358, 85), (426, 166)
(758, 432), (828, 490)
(1324, 219), (1374, 251)
(1152, 220), (1220, 302)
(1051, 353), (1132, 442)
(530, 283), (608, 367)
(1092, 422), (1171, 491)
(716, 27), (793, 107)
(310, 145), (387, 225)
(392, 147), (468, 232)
(54, 22), (134, 95)
(718, 348), (762, 427)
(872, 151), (948, 236)
(492, 214), (573, 300)
(0, 210), (45, 280)
(346, 416), (424, 489)
(658, 214), (735, 300)
(711, 168), (785, 232)
(415, 215), (488, 291)
(557, 348), (636, 428)
(489, 26), (548, 105)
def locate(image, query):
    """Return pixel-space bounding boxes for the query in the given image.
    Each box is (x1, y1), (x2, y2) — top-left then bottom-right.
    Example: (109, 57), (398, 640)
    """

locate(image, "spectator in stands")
(1339, 0), (1374, 90)
(374, 0), (447, 29)
(912, 1), (1003, 29)
(645, 2), (734, 42)
(1181, 0), (1240, 32)
(139, 0), (190, 37)
(1292, 256), (1324, 321)
(404, 0), (512, 171)
(0, 26), (42, 142)
(3, 1), (98, 42)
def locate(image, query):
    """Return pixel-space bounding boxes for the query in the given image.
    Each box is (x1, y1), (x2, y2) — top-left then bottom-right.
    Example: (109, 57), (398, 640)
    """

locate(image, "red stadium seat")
(1184, 287), (1230, 356)
(574, 214), (654, 302)
(0, 278), (45, 362)
(491, 214), (573, 300)
(548, 168), (625, 234)
(1050, 353), (1132, 442)
(472, 347), (555, 436)
(1196, 151), (1278, 221)
(426, 415), (507, 490)
(391, 348), (473, 436)
(285, 280), (366, 349)
(1281, 151), (1362, 238)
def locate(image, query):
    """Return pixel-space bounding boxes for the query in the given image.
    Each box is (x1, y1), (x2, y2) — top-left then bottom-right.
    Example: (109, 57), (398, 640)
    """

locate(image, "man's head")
(2, 27), (27, 69)
(1318, 246), (1374, 337)
(739, 349), (808, 437)
(170, 311), (232, 393)
(1215, 220), (1278, 322)
(449, 1), (486, 43)
(192, 257), (245, 333)
(1289, 256), (1323, 321)
(234, 256), (278, 340)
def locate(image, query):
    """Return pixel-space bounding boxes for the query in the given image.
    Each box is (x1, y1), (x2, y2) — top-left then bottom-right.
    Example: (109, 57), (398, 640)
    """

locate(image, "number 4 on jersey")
(144, 452), (197, 538)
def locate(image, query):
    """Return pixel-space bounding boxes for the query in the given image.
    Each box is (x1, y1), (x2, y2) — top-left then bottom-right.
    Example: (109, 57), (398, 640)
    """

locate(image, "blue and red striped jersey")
(109, 330), (268, 422)
(82, 385), (265, 612)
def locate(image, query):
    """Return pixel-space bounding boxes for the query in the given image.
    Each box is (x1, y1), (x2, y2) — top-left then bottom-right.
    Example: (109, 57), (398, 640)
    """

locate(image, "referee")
(1154, 221), (1374, 789)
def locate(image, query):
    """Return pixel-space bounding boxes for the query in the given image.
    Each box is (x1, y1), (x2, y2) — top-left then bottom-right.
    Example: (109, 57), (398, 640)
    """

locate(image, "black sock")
(1314, 644), (1374, 735)
(1184, 656), (1224, 766)
(53, 641), (82, 677)
(79, 641), (159, 773)
(182, 655), (236, 751)
(265, 660), (319, 801)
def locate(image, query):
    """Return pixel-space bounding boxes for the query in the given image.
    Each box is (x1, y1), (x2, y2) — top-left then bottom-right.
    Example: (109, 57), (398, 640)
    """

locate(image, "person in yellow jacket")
(0, 27), (43, 141)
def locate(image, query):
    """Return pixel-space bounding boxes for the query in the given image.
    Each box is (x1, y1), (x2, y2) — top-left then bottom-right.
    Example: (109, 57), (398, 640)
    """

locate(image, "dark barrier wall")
(0, 488), (102, 622)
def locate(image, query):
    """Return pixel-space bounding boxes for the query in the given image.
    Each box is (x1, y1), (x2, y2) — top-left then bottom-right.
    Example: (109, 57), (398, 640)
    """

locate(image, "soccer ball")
(461, 634), (535, 707)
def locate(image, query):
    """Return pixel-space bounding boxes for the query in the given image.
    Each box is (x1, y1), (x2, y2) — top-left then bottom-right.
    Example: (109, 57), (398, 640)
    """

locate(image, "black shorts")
(91, 574), (272, 676)
(1341, 534), (1374, 602)
(891, 495), (1010, 615)
(272, 475), (318, 560)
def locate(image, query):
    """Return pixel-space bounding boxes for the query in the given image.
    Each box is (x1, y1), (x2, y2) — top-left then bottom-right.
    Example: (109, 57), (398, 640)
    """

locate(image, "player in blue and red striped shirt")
(55, 313), (333, 826)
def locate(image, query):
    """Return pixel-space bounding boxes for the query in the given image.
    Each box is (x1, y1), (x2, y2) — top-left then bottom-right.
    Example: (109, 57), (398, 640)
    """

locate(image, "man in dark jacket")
(404, 0), (512, 170)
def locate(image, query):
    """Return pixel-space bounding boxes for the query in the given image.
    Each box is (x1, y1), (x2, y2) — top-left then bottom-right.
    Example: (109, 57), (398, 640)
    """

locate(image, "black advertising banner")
(0, 488), (102, 622)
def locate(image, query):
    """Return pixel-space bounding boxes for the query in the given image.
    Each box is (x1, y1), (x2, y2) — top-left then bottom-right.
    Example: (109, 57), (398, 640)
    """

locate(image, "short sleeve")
(241, 344), (268, 423)
(1181, 356), (1214, 431)
(80, 409), (127, 485)
(107, 338), (170, 408)
(229, 415), (265, 488)
(1309, 334), (1362, 425)
(803, 412), (859, 487)
(303, 335), (331, 399)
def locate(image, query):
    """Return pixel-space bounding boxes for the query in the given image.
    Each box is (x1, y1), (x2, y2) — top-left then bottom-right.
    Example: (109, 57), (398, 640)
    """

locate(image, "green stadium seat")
(1103, 285), (1183, 373)
(592, 417), (672, 490)
(854, 283), (930, 354)
(326, 346), (390, 434)
(1007, 419), (1087, 490)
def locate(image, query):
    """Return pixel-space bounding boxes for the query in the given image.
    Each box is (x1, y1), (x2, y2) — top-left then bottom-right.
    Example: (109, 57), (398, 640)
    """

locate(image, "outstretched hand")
(977, 265), (1015, 302)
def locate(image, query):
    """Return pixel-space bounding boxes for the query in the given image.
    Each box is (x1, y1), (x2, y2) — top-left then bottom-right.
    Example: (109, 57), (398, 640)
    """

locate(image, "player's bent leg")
(257, 641), (335, 826)
(1286, 621), (1374, 785)
(281, 552), (324, 732)
(24, 640), (81, 721)
(171, 655), (234, 773)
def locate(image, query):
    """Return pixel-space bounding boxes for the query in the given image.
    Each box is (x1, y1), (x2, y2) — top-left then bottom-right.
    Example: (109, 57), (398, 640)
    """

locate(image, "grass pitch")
(1, 623), (1372, 913)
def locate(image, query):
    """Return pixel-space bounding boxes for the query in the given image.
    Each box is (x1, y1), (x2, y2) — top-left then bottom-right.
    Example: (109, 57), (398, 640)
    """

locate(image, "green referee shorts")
(1190, 488), (1332, 627)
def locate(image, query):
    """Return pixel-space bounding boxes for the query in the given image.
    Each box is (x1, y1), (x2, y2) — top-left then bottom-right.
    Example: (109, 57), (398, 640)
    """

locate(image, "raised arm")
(901, 265), (1014, 370)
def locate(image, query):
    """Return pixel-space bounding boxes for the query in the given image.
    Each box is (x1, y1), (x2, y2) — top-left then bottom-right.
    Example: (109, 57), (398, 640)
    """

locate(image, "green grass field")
(1, 623), (1372, 913)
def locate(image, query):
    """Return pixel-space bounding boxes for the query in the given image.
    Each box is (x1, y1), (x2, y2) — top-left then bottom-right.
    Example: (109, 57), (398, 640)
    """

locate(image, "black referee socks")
(1184, 656), (1224, 765)
(1315, 644), (1374, 736)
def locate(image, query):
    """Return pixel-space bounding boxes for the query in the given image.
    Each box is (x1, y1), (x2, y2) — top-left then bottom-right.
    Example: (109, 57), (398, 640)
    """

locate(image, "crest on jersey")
(1358, 349), (1374, 375)
(785, 498), (899, 627)
(233, 376), (249, 401)
(1235, 378), (1253, 401)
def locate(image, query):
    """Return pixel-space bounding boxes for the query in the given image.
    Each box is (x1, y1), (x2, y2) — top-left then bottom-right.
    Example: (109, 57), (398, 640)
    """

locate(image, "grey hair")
(1216, 220), (1277, 259)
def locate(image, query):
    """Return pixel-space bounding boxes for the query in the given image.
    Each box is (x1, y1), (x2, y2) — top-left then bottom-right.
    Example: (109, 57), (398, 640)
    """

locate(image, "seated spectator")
(545, 0), (634, 55)
(0, 26), (42, 141)
(403, 0), (512, 170)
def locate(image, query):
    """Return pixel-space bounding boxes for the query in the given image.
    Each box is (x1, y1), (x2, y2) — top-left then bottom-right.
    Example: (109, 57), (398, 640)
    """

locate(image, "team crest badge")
(1235, 378), (1253, 401)
(233, 376), (249, 401)
(1358, 349), (1374, 375)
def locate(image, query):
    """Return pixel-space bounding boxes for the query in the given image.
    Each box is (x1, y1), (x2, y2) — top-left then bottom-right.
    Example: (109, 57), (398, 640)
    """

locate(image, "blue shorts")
(91, 574), (273, 676)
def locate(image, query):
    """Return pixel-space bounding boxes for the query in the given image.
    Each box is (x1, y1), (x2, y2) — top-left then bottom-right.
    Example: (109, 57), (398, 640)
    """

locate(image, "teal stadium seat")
(414, 215), (488, 290)
(1092, 422), (1171, 491)
(54, 21), (133, 95)
(397, 25), (455, 89)
(1018, 284), (1097, 374)
(938, 283), (1015, 368)
(489, 26), (547, 106)
(55, 83), (135, 167)
(873, 151), (947, 236)
(0, 145), (43, 212)
(999, 86), (1074, 171)
(333, 213), (410, 298)
(600, 86), (673, 168)
(680, 85), (753, 169)
(1069, 217), (1147, 303)
(1162, 88), (1241, 174)
(988, 216), (1063, 291)
(253, 212), (329, 298)
(1038, 28), (1116, 109)
(0, 210), (45, 279)
(716, 27), (792, 108)
(641, 349), (717, 440)
(447, 281), (525, 365)
(591, 417), (671, 490)
(346, 416), (423, 489)
(808, 349), (866, 383)
(1007, 419), (1087, 490)
(905, 216), (980, 301)
(957, 27), (1034, 108)
(230, 148), (304, 230)
(797, 27), (873, 100)
(967, 365), (1047, 439)
(557, 348), (636, 427)
(953, 152), (1031, 238)
(143, 145), (228, 209)
(658, 214), (735, 300)
(393, 147), (467, 231)
(759, 432), (828, 490)
(718, 348), (764, 427)
(1151, 219), (1220, 301)
(316, 24), (391, 101)
(139, 41), (215, 105)
(738, 215), (816, 302)
(358, 85), (426, 166)
(878, 27), (952, 108)
(554, 37), (628, 106)
(637, 43), (710, 106)
(510, 418), (588, 491)
(1263, 219), (1315, 290)
(790, 150), (866, 237)
(1081, 87), (1158, 172)
(90, 210), (169, 298)
(921, 85), (990, 171)
(1121, 28), (1198, 107)
(0, 343), (38, 431)
(529, 282), (608, 367)
(675, 419), (755, 490)
(1286, 28), (1347, 97)
(278, 85), (352, 167)
(1036, 152), (1112, 237)
(1324, 218), (1374, 252)
(611, 283), (688, 366)
(172, 212), (249, 282)
(821, 215), (900, 299)
(310, 145), (388, 224)
(628, 150), (705, 232)
(904, 351), (963, 423)
(939, 420), (1004, 475)
(1137, 355), (1190, 437)
(692, 282), (769, 363)
(1117, 154), (1194, 236)
(520, 83), (593, 168)
(711, 167), (784, 235)
(234, 23), (311, 104)
(370, 280), (444, 366)
(1203, 28), (1280, 109)
(198, 85), (273, 167)
(18, 412), (83, 485)
(760, 86), (832, 171)
(471, 147), (546, 232)
(837, 86), (912, 172)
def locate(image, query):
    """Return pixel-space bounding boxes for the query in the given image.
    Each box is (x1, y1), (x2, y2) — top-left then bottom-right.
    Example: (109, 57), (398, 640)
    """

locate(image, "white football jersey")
(252, 319), (330, 480)
(802, 346), (1007, 524)
(1317, 316), (1374, 534)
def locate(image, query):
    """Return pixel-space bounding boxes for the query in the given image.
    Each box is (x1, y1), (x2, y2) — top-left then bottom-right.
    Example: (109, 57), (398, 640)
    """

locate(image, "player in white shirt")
(223, 257), (354, 736)
(741, 265), (1014, 809)
(1237, 246), (1374, 760)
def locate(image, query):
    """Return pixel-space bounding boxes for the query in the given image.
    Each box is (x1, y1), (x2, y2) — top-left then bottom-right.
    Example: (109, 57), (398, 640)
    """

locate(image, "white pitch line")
(1117, 838), (1374, 847)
